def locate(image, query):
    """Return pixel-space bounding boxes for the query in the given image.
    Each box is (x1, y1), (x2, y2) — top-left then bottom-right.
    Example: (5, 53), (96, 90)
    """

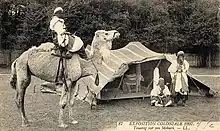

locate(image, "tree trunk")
(208, 50), (211, 67)
(8, 48), (12, 66)
(0, 10), (3, 50)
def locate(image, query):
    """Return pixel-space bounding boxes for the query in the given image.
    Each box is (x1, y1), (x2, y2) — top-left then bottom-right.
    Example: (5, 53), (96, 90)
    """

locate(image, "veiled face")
(177, 55), (184, 65)
(54, 11), (64, 19)
(94, 30), (120, 42)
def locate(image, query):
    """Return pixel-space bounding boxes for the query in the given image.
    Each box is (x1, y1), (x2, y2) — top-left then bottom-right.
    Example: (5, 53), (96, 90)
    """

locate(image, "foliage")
(0, 0), (219, 55)
(167, 0), (219, 53)
(16, 3), (51, 49)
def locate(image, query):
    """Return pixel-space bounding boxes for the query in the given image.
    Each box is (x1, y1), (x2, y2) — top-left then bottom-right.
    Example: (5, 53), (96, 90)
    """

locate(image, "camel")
(40, 29), (120, 95)
(9, 30), (120, 128)
(40, 30), (121, 99)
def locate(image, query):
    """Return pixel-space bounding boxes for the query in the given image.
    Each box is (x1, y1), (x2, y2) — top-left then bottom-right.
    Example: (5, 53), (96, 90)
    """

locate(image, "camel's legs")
(58, 88), (68, 128)
(15, 70), (31, 127)
(69, 96), (78, 124)
(69, 84), (78, 124)
(58, 79), (72, 128)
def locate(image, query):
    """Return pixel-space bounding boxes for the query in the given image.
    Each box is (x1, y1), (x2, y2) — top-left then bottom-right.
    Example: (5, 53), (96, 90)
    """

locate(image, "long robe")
(168, 59), (189, 94)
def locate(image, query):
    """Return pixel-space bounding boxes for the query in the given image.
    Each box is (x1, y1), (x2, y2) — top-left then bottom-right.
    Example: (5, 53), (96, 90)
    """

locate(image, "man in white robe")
(49, 7), (86, 58)
(150, 78), (172, 107)
(168, 51), (189, 106)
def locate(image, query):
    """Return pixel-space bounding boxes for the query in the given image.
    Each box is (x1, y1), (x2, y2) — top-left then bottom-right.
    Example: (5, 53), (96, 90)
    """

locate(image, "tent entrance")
(98, 60), (171, 100)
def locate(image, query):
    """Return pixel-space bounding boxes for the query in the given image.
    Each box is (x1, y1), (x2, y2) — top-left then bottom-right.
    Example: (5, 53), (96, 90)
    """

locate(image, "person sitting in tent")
(49, 7), (87, 58)
(168, 51), (189, 106)
(150, 78), (172, 107)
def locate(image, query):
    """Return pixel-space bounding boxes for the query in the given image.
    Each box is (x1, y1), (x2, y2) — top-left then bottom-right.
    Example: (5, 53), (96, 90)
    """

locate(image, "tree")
(0, 0), (219, 67)
(16, 3), (51, 49)
(167, 0), (219, 66)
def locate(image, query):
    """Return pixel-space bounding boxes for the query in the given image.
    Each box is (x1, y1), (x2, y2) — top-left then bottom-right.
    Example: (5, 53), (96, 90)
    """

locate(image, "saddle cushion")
(67, 35), (84, 53)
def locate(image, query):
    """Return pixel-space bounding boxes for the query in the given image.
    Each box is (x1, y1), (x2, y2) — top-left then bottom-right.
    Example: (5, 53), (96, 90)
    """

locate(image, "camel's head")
(91, 30), (120, 51)
(93, 30), (120, 43)
(90, 30), (120, 63)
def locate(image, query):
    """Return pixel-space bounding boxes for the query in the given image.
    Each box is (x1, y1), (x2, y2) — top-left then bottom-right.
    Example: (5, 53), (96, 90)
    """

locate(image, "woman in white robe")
(168, 51), (189, 106)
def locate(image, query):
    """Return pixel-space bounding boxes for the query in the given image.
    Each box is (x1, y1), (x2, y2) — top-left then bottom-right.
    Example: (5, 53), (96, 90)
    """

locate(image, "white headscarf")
(53, 7), (63, 14)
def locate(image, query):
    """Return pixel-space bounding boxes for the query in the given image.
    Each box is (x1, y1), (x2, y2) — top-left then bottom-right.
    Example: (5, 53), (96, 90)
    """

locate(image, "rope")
(62, 58), (69, 92)
(187, 72), (204, 96)
(145, 80), (153, 93)
(89, 58), (99, 86)
(156, 59), (162, 67)
(55, 56), (62, 82)
(54, 48), (69, 92)
(90, 58), (99, 74)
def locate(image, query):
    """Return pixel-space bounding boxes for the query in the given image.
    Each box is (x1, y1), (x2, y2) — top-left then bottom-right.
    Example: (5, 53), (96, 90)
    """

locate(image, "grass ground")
(0, 67), (219, 131)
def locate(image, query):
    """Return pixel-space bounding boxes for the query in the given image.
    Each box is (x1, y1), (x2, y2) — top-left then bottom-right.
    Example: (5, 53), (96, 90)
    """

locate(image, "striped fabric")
(85, 42), (167, 94)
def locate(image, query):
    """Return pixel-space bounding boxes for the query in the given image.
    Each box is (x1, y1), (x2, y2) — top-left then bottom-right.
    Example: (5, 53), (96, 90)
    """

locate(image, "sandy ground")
(0, 67), (219, 131)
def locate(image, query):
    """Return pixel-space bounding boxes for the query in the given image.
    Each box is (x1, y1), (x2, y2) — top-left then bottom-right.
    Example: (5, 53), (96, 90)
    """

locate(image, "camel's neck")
(79, 57), (98, 77)
(91, 40), (112, 56)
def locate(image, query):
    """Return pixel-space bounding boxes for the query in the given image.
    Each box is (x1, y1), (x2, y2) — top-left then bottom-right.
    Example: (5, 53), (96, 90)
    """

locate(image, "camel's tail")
(10, 60), (17, 89)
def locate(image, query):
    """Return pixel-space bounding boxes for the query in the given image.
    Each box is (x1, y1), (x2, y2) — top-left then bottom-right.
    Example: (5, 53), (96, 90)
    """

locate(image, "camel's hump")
(35, 42), (55, 52)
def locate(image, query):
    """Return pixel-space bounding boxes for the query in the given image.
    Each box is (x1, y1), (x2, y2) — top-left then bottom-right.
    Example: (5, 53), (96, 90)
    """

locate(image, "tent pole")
(114, 74), (125, 98)
(136, 63), (141, 93)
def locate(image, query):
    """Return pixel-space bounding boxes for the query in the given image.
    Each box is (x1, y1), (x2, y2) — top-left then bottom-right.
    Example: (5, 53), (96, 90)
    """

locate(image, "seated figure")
(49, 7), (86, 59)
(150, 78), (172, 107)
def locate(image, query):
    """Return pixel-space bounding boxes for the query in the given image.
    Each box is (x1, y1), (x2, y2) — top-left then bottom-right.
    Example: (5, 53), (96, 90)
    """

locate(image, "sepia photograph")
(0, 0), (219, 130)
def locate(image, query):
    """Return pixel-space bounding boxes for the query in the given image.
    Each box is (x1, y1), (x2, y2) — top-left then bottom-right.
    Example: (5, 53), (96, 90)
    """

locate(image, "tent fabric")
(87, 42), (168, 94)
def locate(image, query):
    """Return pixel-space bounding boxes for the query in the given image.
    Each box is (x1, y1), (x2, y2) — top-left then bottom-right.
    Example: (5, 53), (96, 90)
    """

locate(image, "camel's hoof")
(58, 123), (68, 128)
(22, 124), (30, 127)
(22, 123), (30, 127)
(71, 120), (78, 124)
(22, 121), (30, 127)
(90, 104), (97, 110)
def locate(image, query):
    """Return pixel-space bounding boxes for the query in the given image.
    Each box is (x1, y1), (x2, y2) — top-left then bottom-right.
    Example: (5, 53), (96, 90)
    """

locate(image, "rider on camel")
(50, 7), (87, 59)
